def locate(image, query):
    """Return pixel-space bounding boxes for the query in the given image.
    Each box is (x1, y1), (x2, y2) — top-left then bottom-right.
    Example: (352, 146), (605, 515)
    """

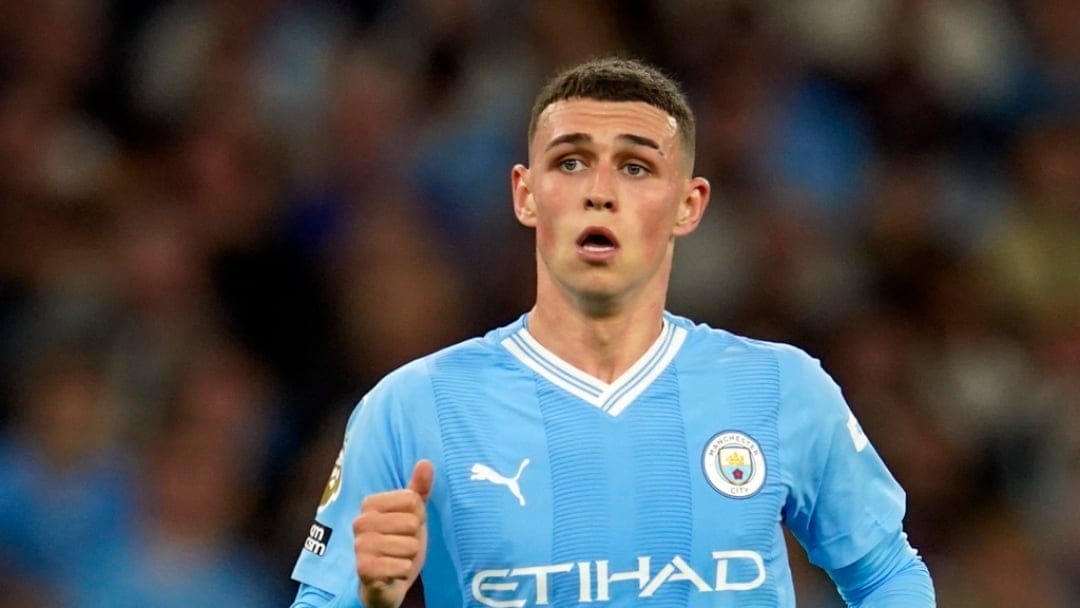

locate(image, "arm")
(290, 366), (434, 608)
(290, 456), (432, 608)
(829, 530), (935, 607)
(290, 582), (359, 608)
(776, 346), (935, 606)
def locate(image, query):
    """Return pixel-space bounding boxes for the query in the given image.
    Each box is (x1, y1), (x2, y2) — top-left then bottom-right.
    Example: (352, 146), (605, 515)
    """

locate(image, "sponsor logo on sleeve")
(304, 522), (332, 556)
(846, 411), (869, 452)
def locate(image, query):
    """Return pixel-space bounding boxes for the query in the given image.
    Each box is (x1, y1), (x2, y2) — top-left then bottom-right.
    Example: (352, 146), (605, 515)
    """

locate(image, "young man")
(290, 57), (935, 607)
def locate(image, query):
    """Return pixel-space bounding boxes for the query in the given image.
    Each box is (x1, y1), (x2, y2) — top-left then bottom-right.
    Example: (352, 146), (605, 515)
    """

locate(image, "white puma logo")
(470, 458), (530, 506)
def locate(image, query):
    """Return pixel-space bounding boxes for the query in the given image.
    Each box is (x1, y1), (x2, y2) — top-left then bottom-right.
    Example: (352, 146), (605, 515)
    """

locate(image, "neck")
(527, 283), (668, 385)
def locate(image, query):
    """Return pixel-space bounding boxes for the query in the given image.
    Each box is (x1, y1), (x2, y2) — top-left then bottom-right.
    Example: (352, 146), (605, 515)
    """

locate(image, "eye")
(623, 162), (649, 177)
(559, 158), (584, 173)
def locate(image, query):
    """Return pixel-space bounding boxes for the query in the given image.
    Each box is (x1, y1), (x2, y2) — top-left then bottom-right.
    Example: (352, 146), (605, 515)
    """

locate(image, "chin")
(574, 283), (624, 311)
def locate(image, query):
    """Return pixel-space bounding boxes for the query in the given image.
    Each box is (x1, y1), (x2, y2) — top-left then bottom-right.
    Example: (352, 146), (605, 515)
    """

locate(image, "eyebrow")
(545, 132), (662, 153)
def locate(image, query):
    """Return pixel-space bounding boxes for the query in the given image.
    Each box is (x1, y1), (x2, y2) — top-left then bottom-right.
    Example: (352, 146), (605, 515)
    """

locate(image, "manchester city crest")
(703, 431), (766, 498)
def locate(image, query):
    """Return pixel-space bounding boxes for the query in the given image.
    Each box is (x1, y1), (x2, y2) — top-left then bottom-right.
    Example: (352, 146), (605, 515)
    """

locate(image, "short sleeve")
(777, 347), (906, 570)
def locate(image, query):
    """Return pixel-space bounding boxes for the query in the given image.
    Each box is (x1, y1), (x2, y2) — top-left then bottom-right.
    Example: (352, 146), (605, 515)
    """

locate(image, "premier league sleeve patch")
(703, 431), (766, 498)
(317, 441), (346, 513)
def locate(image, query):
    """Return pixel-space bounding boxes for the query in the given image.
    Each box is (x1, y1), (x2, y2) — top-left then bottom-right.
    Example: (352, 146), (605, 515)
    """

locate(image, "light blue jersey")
(293, 313), (912, 607)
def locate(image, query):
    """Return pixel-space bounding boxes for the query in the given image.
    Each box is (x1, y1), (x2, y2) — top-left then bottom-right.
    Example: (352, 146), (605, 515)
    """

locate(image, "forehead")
(532, 99), (680, 155)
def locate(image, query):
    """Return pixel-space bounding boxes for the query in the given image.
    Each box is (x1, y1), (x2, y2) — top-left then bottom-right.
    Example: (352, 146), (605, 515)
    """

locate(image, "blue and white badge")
(703, 431), (766, 498)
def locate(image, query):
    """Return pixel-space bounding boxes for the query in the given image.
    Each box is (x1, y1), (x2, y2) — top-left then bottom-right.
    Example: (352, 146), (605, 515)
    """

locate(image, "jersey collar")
(500, 315), (687, 416)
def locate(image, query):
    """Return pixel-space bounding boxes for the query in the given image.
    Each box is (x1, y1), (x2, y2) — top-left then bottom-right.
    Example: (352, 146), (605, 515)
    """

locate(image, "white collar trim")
(501, 318), (686, 416)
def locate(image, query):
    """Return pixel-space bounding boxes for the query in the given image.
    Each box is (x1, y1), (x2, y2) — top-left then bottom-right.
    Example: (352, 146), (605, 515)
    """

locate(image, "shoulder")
(383, 333), (507, 388)
(670, 312), (822, 375)
(356, 320), (519, 414)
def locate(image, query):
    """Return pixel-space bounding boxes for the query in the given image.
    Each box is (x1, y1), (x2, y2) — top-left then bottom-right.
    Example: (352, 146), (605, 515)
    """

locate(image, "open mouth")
(576, 227), (619, 252)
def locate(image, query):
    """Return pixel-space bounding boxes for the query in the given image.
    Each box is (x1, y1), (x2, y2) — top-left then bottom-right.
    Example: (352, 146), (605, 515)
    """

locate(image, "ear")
(672, 176), (710, 237)
(511, 164), (537, 227)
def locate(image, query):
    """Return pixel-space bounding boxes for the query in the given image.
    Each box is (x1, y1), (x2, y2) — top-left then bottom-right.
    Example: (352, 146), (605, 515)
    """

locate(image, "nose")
(586, 197), (616, 211)
(585, 165), (617, 211)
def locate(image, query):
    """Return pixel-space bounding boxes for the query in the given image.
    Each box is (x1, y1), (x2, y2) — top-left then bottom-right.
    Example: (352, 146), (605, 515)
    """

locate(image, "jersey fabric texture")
(292, 313), (913, 607)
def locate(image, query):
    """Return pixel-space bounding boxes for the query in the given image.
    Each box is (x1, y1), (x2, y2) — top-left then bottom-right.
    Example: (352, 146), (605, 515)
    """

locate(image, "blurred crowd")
(0, 1), (1076, 606)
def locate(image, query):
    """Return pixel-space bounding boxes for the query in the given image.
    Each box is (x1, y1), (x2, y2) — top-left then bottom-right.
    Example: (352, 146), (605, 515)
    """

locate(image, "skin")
(353, 98), (710, 608)
(512, 98), (710, 382)
(354, 460), (433, 608)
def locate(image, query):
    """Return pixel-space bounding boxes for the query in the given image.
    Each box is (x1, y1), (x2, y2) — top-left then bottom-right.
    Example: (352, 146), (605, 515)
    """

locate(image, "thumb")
(407, 459), (434, 502)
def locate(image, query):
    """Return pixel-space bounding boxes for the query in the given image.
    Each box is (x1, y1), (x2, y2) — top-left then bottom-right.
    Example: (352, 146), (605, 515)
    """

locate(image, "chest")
(423, 365), (787, 602)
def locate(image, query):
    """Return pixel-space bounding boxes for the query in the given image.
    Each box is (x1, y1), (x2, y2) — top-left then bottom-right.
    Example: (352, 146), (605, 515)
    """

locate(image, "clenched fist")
(354, 460), (434, 608)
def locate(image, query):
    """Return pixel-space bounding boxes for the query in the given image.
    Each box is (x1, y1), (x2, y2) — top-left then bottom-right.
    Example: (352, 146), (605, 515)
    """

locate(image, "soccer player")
(290, 57), (935, 607)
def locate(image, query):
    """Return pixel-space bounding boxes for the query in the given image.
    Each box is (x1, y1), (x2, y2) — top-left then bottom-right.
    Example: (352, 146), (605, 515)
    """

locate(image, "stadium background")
(0, 1), (1076, 606)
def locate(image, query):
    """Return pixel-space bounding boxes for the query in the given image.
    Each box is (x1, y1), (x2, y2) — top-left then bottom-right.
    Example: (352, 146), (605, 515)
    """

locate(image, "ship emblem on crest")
(703, 432), (766, 498)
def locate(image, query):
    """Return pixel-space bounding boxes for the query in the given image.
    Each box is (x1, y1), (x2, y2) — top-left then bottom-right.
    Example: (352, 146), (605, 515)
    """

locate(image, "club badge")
(703, 431), (766, 498)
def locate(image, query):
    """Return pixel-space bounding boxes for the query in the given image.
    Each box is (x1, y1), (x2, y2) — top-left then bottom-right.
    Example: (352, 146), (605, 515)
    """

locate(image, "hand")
(354, 460), (434, 608)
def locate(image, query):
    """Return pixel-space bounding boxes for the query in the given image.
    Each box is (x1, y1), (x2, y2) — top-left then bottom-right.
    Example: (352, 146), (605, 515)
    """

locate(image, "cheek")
(532, 181), (574, 252)
(535, 218), (558, 252)
(634, 199), (678, 252)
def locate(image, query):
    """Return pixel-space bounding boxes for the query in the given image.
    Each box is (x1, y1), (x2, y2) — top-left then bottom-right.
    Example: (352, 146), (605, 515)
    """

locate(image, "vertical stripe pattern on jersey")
(720, 346), (783, 607)
(537, 381), (610, 604)
(428, 350), (507, 592)
(625, 367), (694, 606)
